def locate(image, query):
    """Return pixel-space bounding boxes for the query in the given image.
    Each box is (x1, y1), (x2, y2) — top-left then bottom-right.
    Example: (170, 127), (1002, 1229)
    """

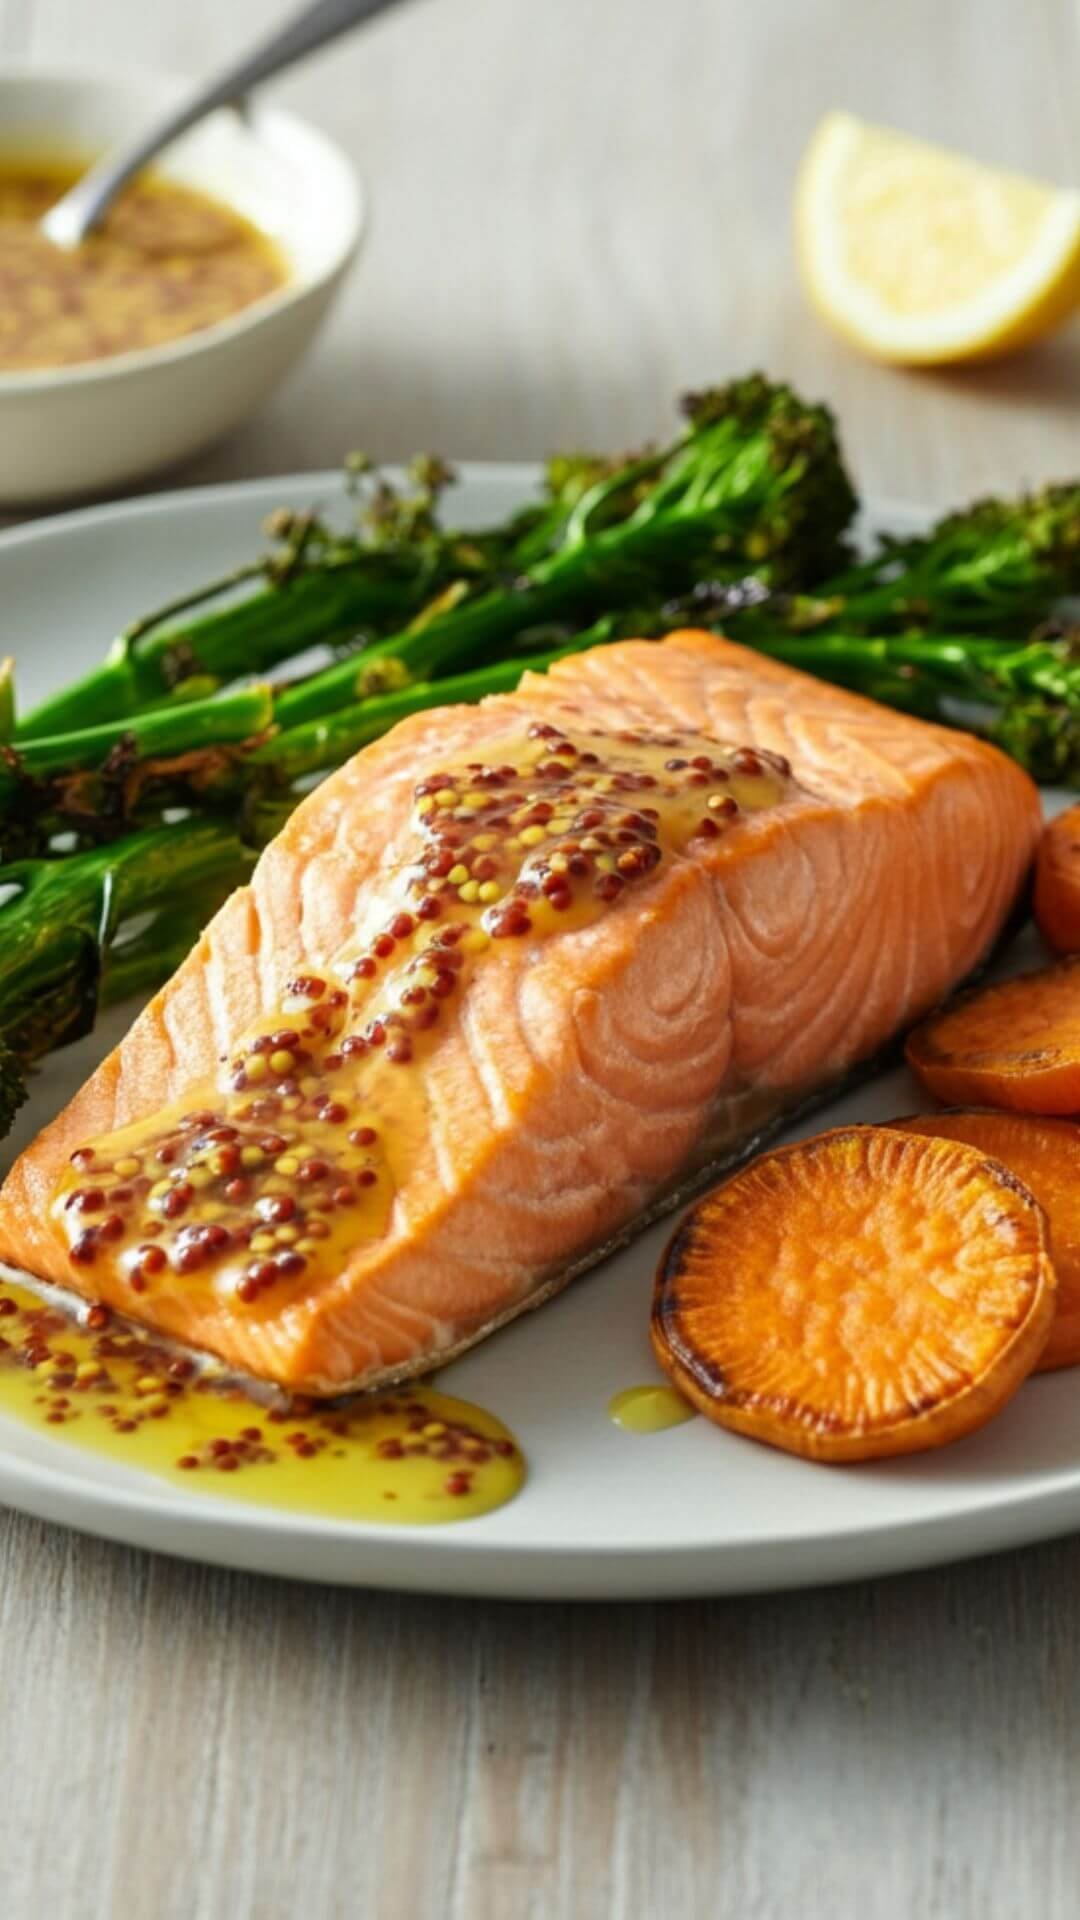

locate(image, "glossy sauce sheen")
(0, 1280), (524, 1522)
(608, 1384), (696, 1432)
(51, 725), (790, 1348)
(0, 162), (286, 371)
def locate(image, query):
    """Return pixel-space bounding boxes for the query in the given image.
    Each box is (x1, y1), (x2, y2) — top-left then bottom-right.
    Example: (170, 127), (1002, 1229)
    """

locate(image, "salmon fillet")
(0, 632), (1040, 1393)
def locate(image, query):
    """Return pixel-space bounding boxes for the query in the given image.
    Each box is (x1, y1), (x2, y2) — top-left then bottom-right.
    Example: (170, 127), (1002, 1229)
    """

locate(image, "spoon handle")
(43, 0), (416, 248)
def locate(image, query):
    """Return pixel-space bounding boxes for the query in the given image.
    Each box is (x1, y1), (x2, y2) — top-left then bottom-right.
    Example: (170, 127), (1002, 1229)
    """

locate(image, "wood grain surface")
(0, 1), (1078, 1915)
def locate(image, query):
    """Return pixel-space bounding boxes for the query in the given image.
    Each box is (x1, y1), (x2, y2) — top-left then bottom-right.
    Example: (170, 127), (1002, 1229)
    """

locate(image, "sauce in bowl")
(0, 161), (288, 373)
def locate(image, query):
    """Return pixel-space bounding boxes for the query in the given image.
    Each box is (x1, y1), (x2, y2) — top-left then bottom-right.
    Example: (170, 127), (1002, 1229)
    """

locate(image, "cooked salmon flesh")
(0, 632), (1040, 1392)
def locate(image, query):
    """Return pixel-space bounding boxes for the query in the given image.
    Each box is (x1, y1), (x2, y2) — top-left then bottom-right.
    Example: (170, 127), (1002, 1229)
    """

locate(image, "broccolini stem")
(5, 684), (273, 790)
(17, 568), (425, 740)
(101, 889), (239, 1008)
(0, 684), (275, 857)
(742, 629), (1080, 709)
(0, 821), (252, 1068)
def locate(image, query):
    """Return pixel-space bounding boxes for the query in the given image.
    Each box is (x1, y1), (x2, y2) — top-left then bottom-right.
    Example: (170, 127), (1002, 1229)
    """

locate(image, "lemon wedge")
(796, 112), (1080, 364)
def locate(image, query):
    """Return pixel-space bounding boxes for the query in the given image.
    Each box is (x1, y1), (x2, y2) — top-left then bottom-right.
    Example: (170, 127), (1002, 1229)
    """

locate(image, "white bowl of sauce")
(0, 67), (365, 505)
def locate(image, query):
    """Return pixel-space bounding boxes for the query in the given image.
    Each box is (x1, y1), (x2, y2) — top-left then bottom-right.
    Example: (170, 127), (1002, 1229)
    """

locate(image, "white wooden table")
(0, 2), (1078, 1914)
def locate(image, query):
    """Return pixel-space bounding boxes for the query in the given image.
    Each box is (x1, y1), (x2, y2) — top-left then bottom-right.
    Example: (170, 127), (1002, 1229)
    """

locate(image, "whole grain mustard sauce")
(0, 162), (286, 372)
(37, 721), (790, 1516)
(0, 1279), (523, 1522)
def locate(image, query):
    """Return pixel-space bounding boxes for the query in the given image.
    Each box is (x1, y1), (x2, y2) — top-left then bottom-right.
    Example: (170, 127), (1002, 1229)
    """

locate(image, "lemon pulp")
(796, 111), (1080, 364)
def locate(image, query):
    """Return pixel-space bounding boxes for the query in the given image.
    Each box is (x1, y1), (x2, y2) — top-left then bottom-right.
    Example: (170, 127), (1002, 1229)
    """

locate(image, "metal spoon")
(41, 0), (416, 250)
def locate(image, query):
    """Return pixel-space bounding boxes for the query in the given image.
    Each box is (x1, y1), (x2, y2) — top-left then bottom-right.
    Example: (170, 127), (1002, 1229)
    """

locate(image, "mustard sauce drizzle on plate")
(0, 1280), (524, 1522)
(608, 1384), (697, 1433)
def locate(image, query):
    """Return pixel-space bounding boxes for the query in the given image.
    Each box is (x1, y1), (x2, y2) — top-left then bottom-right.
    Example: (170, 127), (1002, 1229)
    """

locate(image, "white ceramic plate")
(0, 468), (1074, 1599)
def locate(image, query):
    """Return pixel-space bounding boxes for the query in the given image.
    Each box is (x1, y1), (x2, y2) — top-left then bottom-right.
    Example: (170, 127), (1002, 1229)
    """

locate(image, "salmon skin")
(0, 633), (1040, 1394)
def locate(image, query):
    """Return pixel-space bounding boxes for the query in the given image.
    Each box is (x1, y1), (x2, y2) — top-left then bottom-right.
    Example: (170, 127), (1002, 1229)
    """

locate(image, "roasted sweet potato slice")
(652, 1126), (1054, 1463)
(1035, 805), (1080, 955)
(906, 960), (1080, 1113)
(892, 1110), (1080, 1372)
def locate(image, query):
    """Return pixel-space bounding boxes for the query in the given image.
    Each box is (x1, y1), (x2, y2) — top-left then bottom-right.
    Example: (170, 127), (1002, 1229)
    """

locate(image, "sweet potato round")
(1035, 804), (1080, 955)
(652, 1125), (1055, 1463)
(892, 1109), (1080, 1371)
(906, 959), (1080, 1114)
